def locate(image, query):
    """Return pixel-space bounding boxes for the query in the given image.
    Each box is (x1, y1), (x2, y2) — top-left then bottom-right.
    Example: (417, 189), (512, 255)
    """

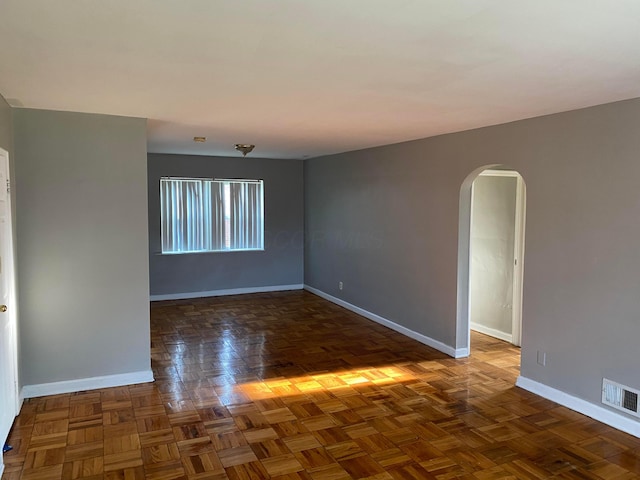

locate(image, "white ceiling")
(2, 1), (640, 159)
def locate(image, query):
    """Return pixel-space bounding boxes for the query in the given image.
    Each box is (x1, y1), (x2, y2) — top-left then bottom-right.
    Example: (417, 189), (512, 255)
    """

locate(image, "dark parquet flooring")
(3, 290), (640, 479)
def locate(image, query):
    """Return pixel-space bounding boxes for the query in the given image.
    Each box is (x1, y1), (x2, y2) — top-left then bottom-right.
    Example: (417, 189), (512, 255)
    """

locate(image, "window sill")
(155, 249), (265, 255)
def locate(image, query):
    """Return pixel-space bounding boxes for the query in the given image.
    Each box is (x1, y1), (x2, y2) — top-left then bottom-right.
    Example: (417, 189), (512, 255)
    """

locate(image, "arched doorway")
(456, 166), (526, 356)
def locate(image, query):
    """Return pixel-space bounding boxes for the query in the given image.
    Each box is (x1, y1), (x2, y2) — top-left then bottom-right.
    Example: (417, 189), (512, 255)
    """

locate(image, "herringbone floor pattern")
(3, 291), (640, 479)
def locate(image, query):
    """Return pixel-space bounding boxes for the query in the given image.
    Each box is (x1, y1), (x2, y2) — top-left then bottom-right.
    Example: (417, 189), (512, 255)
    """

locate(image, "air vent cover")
(602, 378), (640, 417)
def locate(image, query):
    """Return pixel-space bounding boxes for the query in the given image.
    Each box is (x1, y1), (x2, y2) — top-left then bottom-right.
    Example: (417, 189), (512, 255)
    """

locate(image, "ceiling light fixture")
(193, 136), (206, 143)
(235, 144), (255, 157)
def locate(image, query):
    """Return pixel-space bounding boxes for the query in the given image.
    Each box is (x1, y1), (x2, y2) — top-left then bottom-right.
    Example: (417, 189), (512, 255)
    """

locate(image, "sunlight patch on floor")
(235, 366), (415, 401)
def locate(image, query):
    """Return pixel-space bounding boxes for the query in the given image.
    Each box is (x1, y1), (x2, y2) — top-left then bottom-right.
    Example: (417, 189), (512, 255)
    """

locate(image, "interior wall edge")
(470, 323), (513, 344)
(21, 370), (154, 399)
(303, 284), (466, 358)
(150, 284), (304, 301)
(516, 376), (640, 438)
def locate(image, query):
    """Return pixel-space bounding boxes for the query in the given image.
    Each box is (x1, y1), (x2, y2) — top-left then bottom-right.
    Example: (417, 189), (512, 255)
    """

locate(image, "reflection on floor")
(3, 290), (640, 479)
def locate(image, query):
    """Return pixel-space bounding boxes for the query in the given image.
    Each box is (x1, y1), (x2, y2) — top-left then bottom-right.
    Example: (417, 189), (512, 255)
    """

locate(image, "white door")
(0, 148), (17, 448)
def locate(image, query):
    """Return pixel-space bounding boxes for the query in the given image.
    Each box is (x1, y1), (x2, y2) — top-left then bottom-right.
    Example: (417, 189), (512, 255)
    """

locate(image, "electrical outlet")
(339, 281), (343, 290)
(537, 350), (547, 366)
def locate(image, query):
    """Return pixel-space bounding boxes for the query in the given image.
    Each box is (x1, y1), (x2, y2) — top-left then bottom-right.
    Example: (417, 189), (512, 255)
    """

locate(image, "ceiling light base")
(235, 144), (255, 156)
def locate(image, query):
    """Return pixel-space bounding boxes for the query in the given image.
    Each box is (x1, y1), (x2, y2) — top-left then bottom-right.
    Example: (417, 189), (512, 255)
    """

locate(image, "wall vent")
(602, 378), (640, 417)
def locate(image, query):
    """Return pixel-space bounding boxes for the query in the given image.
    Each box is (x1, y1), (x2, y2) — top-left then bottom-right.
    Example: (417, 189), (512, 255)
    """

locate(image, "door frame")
(0, 147), (19, 426)
(456, 166), (526, 356)
(475, 169), (526, 346)
(512, 173), (526, 346)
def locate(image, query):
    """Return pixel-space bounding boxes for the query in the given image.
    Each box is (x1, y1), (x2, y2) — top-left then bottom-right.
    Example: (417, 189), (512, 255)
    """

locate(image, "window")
(160, 177), (264, 253)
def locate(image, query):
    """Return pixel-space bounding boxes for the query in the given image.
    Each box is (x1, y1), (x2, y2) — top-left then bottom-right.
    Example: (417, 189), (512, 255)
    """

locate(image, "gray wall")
(470, 174), (517, 338)
(14, 109), (150, 386)
(148, 153), (303, 296)
(305, 97), (640, 411)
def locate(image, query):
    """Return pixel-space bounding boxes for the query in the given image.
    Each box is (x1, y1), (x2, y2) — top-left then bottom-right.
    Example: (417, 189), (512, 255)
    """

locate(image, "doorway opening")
(456, 166), (526, 358)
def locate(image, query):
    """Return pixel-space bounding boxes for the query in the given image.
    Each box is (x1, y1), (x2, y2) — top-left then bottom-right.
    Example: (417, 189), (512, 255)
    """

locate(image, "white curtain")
(161, 177), (263, 253)
(223, 180), (263, 250)
(161, 178), (211, 253)
(210, 180), (226, 251)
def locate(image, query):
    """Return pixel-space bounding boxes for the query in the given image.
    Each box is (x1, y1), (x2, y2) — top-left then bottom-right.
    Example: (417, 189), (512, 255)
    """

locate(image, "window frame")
(160, 176), (264, 255)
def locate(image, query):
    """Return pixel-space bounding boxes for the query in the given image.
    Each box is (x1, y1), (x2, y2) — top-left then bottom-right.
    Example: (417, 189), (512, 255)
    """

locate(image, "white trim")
(455, 347), (469, 358)
(516, 376), (640, 438)
(479, 169), (520, 178)
(16, 394), (23, 416)
(461, 167), (526, 354)
(21, 370), (154, 399)
(511, 175), (526, 347)
(0, 148), (19, 446)
(304, 285), (466, 358)
(470, 322), (513, 343)
(158, 248), (265, 255)
(150, 284), (303, 301)
(465, 180), (476, 355)
(456, 171), (477, 356)
(0, 458), (4, 478)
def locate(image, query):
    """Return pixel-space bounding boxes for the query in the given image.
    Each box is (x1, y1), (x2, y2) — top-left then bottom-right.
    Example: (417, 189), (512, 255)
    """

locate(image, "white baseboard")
(470, 322), (513, 343)
(304, 285), (464, 358)
(150, 284), (304, 301)
(17, 393), (24, 415)
(455, 347), (469, 358)
(516, 376), (640, 438)
(21, 370), (154, 399)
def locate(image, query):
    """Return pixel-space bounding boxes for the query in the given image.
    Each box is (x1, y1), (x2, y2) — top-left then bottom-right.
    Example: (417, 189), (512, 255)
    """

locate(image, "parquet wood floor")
(3, 290), (640, 479)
